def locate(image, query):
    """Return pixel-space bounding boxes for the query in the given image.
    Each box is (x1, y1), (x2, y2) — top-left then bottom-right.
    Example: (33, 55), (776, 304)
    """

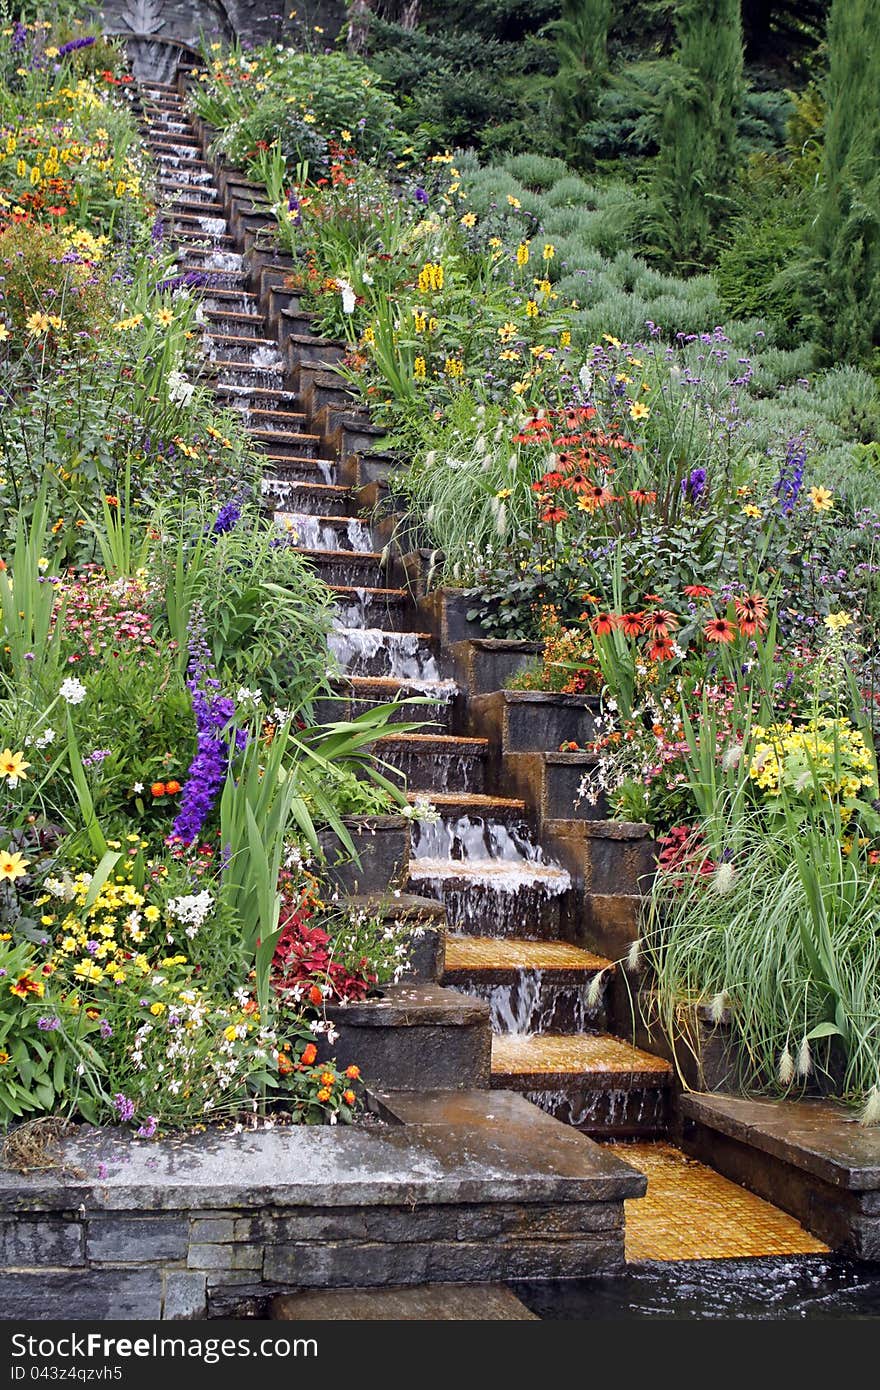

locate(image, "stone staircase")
(139, 79), (673, 1145)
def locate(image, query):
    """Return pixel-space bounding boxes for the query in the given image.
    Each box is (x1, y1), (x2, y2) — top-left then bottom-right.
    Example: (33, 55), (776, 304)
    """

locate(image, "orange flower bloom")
(590, 612), (619, 636)
(345, 1065), (360, 1080)
(308, 984), (323, 1006)
(164, 780), (181, 795)
(704, 617), (738, 644)
(316, 1087), (331, 1102)
(343, 1089), (356, 1106)
(150, 782), (166, 798)
(648, 637), (676, 662)
(618, 612), (644, 638)
(734, 592), (768, 636)
(301, 1043), (317, 1066)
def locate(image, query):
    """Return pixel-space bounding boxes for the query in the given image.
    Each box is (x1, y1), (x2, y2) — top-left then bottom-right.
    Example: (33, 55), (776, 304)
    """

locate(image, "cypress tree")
(554, 0), (614, 138)
(813, 0), (880, 363)
(651, 0), (744, 268)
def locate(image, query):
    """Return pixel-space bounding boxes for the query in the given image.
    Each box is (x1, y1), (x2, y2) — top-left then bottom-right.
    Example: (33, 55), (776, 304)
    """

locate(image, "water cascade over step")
(144, 80), (673, 1142)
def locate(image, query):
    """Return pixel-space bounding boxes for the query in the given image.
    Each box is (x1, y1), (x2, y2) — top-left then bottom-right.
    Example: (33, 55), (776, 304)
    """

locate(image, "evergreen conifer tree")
(554, 0), (614, 139)
(651, 0), (744, 268)
(812, 0), (880, 363)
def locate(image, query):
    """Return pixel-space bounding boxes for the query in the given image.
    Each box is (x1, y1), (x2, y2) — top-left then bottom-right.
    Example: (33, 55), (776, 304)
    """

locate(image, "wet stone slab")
(0, 1095), (644, 1317)
(271, 1283), (537, 1320)
(681, 1093), (880, 1259)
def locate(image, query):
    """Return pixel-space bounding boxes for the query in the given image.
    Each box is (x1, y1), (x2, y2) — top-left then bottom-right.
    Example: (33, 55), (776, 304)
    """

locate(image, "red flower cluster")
(272, 897), (377, 1005)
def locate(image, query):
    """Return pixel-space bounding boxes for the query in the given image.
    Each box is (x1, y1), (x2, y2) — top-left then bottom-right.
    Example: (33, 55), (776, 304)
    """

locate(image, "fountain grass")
(644, 811), (880, 1118)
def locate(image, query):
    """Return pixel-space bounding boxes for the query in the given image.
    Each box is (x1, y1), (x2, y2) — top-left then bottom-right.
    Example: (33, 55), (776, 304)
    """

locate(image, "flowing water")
(512, 1255), (880, 1319)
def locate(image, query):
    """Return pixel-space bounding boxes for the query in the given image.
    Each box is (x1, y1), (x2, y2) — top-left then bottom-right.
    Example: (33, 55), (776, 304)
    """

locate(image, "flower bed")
(0, 20), (428, 1137)
(188, 37), (880, 1120)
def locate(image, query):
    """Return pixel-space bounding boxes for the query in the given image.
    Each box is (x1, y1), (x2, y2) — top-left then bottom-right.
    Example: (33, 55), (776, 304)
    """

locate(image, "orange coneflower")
(618, 612), (644, 638)
(643, 609), (679, 638)
(648, 636), (676, 662)
(591, 612), (619, 636)
(734, 592), (768, 636)
(684, 584), (714, 598)
(704, 617), (738, 644)
(628, 489), (656, 505)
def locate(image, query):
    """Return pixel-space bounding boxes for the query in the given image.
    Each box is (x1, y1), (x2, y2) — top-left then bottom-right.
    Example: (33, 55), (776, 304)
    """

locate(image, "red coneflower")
(734, 592), (768, 636)
(591, 612), (619, 636)
(618, 612), (644, 638)
(540, 506), (568, 525)
(628, 489), (656, 505)
(704, 617), (738, 644)
(648, 636), (676, 662)
(643, 608), (679, 637)
(684, 584), (714, 598)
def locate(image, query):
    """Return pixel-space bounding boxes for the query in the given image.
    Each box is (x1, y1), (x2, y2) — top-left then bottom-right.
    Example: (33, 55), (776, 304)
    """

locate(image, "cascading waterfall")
(328, 624), (440, 679)
(409, 815), (571, 941)
(276, 513), (375, 553)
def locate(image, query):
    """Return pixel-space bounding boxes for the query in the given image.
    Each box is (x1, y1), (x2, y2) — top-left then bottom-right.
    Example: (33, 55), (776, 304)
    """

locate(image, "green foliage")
(552, 0), (614, 149)
(650, 0), (745, 268)
(810, 0), (880, 363)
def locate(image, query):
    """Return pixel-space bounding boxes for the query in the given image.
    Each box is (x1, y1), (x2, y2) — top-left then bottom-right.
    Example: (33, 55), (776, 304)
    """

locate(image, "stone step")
(373, 732), (489, 793)
(201, 288), (261, 313)
(490, 1033), (673, 1138)
(173, 227), (236, 248)
(271, 1284), (537, 1320)
(247, 425), (322, 458)
(407, 855), (570, 941)
(443, 936), (611, 1034)
(274, 511), (374, 551)
(616, 1141), (831, 1263)
(444, 935), (609, 982)
(314, 676), (457, 731)
(327, 625), (437, 678)
(0, 1095), (647, 1317)
(297, 547), (388, 588)
(330, 588), (416, 631)
(205, 333), (282, 364)
(203, 309), (267, 337)
(263, 479), (354, 515)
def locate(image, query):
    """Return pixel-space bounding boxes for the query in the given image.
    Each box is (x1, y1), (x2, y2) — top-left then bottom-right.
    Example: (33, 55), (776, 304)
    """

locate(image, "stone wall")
(2, 1116), (642, 1320)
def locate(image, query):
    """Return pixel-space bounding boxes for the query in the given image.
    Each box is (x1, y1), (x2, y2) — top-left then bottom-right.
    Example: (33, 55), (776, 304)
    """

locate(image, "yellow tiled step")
(443, 935), (611, 976)
(411, 792), (526, 811)
(491, 1032), (673, 1084)
(614, 1142), (829, 1262)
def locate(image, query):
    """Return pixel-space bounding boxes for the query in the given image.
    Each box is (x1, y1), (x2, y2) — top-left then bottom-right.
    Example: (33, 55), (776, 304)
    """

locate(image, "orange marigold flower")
(150, 782), (166, 798)
(164, 780), (181, 795)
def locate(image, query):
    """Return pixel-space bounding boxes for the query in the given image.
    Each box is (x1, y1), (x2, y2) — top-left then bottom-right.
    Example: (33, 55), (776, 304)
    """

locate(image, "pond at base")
(512, 1255), (880, 1319)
